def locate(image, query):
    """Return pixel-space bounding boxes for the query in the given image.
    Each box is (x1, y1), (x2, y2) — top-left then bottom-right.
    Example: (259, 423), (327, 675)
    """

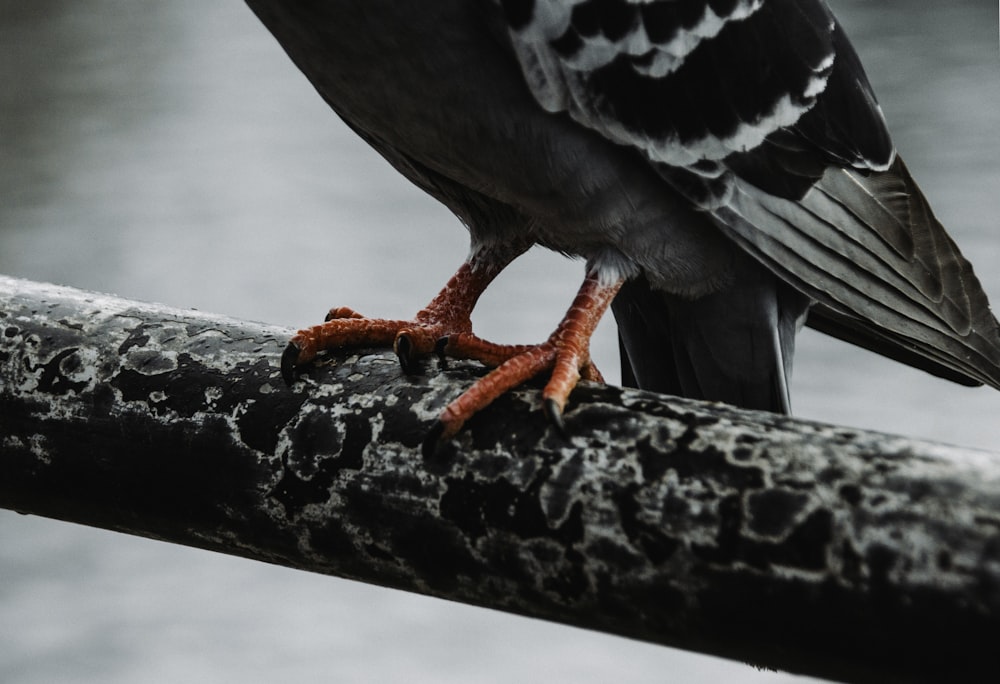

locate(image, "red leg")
(427, 272), (623, 450)
(281, 246), (522, 383)
(282, 248), (622, 449)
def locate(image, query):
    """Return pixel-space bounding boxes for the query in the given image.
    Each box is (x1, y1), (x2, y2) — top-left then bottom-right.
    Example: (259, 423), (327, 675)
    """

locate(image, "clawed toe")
(279, 262), (620, 449)
(543, 397), (567, 436)
(422, 419), (447, 459)
(433, 336), (451, 369)
(394, 332), (420, 375)
(423, 272), (622, 445)
(324, 306), (364, 322)
(281, 341), (304, 386)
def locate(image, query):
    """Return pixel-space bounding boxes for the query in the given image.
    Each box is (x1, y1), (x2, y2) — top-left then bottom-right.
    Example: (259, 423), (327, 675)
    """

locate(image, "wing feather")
(502, 0), (833, 167)
(713, 159), (1000, 387)
(497, 0), (1000, 389)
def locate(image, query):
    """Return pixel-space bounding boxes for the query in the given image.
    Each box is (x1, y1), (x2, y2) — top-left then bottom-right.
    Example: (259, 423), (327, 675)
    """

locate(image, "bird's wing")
(715, 158), (1000, 389)
(498, 0), (892, 195)
(498, 0), (1000, 390)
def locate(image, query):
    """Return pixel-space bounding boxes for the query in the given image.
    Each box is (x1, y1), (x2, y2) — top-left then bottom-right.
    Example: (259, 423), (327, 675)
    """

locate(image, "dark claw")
(422, 420), (446, 459)
(323, 310), (335, 322)
(280, 342), (302, 386)
(395, 334), (417, 374)
(434, 336), (450, 369)
(543, 398), (567, 437)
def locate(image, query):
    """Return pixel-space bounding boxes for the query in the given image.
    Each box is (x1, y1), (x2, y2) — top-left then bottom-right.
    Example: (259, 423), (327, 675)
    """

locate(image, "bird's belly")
(245, 0), (733, 295)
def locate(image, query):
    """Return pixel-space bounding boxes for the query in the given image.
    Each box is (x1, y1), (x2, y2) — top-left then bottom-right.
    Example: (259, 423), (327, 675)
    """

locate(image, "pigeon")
(246, 0), (1000, 445)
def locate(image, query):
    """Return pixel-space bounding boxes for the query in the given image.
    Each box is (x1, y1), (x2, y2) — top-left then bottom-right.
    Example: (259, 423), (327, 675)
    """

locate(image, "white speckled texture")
(3, 275), (1000, 682)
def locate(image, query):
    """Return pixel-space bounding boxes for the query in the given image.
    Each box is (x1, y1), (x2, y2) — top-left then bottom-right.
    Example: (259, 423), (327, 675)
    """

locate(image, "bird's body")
(251, 1), (734, 286)
(249, 0), (1000, 432)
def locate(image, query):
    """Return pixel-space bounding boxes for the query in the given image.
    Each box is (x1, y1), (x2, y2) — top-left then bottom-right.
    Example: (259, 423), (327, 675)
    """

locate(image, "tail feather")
(613, 255), (810, 414)
(805, 303), (981, 387)
(711, 156), (1000, 391)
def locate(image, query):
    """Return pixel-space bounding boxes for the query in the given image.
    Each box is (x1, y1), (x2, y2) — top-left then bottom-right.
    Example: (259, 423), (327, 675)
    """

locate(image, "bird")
(246, 0), (1000, 448)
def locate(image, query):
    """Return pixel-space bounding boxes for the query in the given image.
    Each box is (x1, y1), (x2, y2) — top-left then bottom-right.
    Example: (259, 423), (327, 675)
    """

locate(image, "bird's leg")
(426, 271), (623, 452)
(280, 245), (525, 383)
(392, 250), (513, 372)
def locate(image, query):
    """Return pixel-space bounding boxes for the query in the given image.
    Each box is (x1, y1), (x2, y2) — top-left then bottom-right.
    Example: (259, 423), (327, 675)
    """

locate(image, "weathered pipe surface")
(1, 274), (999, 682)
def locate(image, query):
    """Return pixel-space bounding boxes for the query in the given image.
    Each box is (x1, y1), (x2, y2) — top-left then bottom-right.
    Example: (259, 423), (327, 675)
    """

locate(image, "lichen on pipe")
(1, 274), (999, 683)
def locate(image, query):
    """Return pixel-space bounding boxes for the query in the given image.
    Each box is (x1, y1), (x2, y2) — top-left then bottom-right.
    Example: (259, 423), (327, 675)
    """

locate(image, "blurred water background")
(1, 1), (998, 682)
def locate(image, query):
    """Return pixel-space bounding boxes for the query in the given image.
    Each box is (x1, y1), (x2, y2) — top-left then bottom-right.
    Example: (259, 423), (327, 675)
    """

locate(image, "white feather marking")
(636, 51), (683, 79)
(515, 0), (580, 41)
(522, 45), (571, 112)
(588, 249), (640, 285)
(507, 1), (832, 169)
(561, 66), (828, 169)
(515, 0), (764, 77)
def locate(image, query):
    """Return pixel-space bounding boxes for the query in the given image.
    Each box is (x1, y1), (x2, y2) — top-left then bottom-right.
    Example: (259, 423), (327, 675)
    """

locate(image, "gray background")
(2, 1), (998, 682)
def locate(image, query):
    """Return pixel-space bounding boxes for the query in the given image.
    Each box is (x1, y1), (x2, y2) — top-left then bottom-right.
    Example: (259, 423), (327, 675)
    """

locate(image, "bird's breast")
(245, 0), (733, 294)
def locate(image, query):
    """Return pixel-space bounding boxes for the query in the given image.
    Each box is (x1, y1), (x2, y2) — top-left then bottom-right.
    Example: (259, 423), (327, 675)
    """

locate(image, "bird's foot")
(279, 260), (622, 454)
(424, 272), (622, 455)
(281, 308), (436, 384)
(281, 257), (509, 384)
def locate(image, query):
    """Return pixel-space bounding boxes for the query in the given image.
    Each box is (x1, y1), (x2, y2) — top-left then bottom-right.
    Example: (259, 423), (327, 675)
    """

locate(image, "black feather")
(614, 255), (811, 413)
(712, 157), (1000, 390)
